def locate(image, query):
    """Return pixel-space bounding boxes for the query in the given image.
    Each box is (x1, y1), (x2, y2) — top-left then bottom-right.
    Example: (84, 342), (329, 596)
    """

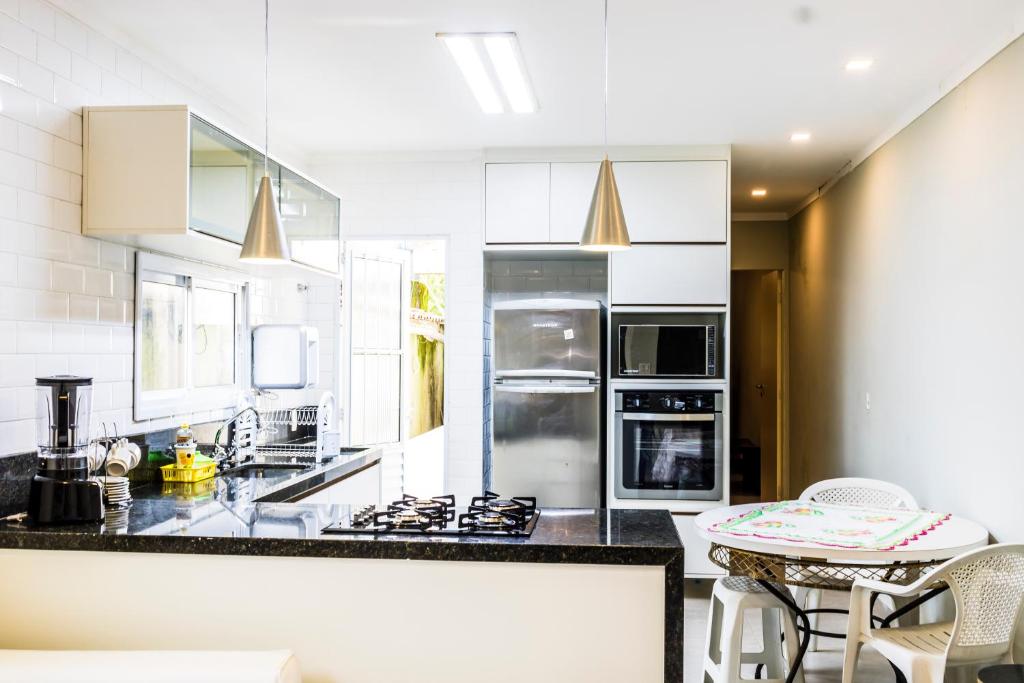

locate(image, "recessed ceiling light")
(751, 188), (768, 198)
(438, 32), (538, 114)
(483, 35), (537, 113)
(437, 35), (503, 113)
(845, 59), (874, 72)
(790, 131), (811, 143)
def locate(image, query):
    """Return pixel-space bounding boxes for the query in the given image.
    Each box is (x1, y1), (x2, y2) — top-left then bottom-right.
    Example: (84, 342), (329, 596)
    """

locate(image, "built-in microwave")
(611, 313), (724, 380)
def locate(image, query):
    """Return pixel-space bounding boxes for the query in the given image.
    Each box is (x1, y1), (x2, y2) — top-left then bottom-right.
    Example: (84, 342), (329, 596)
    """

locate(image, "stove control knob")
(673, 399), (686, 410)
(659, 396), (673, 409)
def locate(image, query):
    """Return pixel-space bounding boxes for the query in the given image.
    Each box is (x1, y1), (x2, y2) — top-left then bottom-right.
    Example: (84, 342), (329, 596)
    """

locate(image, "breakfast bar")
(0, 455), (684, 683)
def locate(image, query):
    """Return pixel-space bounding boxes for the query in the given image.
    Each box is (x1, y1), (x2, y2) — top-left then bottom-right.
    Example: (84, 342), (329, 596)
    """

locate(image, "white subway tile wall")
(0, 1), (338, 454)
(310, 157), (484, 501)
(487, 258), (608, 302)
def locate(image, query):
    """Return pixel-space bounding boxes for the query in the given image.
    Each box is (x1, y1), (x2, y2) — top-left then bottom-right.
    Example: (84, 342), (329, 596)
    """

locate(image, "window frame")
(134, 252), (250, 421)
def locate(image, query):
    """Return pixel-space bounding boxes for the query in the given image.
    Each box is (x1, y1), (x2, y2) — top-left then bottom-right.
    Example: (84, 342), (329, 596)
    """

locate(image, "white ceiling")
(54, 0), (1024, 213)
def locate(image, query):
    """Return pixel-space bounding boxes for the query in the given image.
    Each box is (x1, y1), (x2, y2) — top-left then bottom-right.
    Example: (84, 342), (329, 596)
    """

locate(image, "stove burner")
(474, 511), (515, 527)
(459, 491), (537, 533)
(334, 492), (539, 536)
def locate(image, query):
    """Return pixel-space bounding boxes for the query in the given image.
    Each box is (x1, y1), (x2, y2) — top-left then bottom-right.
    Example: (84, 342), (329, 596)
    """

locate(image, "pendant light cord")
(264, 0), (270, 178)
(603, 0), (608, 150)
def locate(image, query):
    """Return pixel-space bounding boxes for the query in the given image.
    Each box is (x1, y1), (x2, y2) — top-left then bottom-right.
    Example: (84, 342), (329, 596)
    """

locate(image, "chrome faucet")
(213, 407), (262, 469)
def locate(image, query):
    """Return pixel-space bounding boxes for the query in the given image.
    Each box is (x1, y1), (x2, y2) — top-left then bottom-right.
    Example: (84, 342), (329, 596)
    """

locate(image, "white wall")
(788, 35), (1024, 542)
(0, 0), (336, 454)
(310, 154), (484, 500)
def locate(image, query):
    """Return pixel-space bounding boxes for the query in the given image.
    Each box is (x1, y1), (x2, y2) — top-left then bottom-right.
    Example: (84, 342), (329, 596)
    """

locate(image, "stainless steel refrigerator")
(492, 299), (604, 508)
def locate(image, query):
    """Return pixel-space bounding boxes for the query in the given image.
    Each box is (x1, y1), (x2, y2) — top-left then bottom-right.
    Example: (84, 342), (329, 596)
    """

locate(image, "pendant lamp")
(580, 0), (630, 251)
(240, 0), (290, 264)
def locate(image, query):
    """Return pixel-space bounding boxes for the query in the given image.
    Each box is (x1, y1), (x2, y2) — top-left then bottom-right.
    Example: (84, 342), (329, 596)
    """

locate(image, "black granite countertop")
(0, 442), (682, 566)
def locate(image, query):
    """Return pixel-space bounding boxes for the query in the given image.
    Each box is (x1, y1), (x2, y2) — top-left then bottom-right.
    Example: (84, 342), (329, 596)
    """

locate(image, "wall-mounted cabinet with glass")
(83, 105), (341, 274)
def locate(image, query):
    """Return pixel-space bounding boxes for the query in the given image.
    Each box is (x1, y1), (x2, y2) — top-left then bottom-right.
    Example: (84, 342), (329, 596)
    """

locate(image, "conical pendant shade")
(240, 175), (290, 263)
(580, 157), (630, 251)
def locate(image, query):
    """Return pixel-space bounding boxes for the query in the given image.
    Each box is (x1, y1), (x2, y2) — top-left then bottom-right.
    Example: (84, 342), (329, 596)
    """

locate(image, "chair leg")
(909, 655), (945, 683)
(840, 639), (862, 683)
(717, 604), (744, 683)
(759, 607), (784, 680)
(703, 595), (723, 680)
(780, 605), (805, 683)
(804, 588), (823, 652)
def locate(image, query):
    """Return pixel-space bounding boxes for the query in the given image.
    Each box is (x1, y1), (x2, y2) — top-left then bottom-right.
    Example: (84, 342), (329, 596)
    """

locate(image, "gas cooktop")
(321, 491), (540, 537)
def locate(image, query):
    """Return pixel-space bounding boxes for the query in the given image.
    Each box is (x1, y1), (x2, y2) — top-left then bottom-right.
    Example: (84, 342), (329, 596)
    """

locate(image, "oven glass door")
(619, 325), (710, 377)
(614, 413), (723, 501)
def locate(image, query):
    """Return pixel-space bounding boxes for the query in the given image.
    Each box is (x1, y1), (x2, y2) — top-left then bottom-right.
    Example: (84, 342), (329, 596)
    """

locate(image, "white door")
(612, 160), (728, 242)
(484, 163), (550, 243)
(347, 251), (408, 445)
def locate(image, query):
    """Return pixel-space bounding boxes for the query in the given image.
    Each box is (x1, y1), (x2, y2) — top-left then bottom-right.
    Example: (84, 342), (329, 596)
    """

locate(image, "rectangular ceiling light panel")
(438, 33), (538, 114)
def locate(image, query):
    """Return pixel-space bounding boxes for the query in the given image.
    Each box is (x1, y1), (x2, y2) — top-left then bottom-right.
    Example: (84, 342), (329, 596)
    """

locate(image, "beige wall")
(732, 220), (789, 270)
(788, 35), (1024, 542)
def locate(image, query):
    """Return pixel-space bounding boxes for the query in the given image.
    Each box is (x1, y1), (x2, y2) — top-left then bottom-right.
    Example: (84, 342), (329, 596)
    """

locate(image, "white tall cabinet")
(483, 147), (731, 578)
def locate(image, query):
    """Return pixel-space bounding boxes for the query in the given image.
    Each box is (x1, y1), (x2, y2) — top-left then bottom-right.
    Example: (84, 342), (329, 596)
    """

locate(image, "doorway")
(730, 269), (786, 503)
(343, 239), (447, 498)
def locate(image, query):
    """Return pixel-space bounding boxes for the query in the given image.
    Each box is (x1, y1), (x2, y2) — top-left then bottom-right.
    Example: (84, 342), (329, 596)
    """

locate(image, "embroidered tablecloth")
(709, 500), (951, 550)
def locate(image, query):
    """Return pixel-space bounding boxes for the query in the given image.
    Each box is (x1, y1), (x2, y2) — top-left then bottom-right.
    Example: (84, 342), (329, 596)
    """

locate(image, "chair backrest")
(799, 477), (919, 509)
(930, 544), (1024, 665)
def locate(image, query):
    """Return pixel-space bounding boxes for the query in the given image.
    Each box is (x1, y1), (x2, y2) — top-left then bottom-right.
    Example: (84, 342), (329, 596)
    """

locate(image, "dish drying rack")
(256, 392), (335, 463)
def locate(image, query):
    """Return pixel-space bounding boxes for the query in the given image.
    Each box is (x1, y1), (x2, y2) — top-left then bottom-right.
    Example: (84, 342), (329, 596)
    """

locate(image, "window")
(134, 253), (248, 420)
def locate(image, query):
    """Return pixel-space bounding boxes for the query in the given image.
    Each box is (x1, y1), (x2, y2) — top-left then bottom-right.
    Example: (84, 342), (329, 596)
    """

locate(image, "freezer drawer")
(492, 384), (601, 508)
(493, 300), (601, 377)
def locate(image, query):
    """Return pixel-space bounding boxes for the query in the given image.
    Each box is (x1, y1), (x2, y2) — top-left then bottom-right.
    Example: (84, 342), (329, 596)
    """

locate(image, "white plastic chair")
(795, 477), (919, 651)
(842, 543), (1024, 683)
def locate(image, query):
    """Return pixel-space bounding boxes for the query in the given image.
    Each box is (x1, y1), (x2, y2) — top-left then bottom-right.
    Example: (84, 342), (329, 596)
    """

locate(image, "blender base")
(27, 475), (104, 524)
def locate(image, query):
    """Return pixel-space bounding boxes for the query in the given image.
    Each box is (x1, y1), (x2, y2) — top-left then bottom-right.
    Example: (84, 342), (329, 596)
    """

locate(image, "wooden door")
(757, 271), (781, 501)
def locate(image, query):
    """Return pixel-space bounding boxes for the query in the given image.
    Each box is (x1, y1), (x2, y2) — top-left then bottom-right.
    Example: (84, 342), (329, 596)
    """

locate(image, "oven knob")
(659, 396), (673, 409)
(673, 399), (686, 410)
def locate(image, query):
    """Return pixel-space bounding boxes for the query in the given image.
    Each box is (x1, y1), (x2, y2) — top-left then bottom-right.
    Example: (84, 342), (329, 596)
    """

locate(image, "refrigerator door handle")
(494, 385), (598, 394)
(495, 369), (598, 380)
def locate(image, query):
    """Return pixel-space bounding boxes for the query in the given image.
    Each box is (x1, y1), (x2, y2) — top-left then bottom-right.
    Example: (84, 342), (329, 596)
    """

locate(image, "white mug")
(105, 440), (131, 477)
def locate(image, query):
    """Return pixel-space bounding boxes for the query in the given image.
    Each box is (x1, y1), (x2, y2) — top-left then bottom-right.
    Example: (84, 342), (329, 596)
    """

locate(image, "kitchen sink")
(219, 463), (311, 478)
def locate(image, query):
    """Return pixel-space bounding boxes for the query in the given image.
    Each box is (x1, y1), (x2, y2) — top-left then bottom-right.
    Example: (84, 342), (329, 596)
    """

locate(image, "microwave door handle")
(621, 413), (716, 422)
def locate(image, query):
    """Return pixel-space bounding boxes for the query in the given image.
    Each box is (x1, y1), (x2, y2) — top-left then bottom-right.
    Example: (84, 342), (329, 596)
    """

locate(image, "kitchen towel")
(710, 500), (951, 550)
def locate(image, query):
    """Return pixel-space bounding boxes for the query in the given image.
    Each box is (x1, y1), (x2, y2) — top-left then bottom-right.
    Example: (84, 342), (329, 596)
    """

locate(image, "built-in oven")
(611, 312), (724, 380)
(613, 388), (724, 501)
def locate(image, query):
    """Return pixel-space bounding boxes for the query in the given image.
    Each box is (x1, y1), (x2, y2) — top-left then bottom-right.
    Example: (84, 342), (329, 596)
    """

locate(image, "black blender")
(28, 376), (103, 524)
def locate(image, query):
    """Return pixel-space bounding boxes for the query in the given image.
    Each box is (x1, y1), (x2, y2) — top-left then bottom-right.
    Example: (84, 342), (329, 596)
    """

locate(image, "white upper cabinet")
(83, 105), (342, 274)
(549, 162), (600, 244)
(484, 158), (728, 246)
(611, 244), (728, 305)
(84, 105), (191, 235)
(485, 163), (550, 243)
(611, 160), (728, 243)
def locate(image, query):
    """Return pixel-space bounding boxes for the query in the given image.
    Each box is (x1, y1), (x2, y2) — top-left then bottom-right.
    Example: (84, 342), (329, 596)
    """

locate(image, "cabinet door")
(84, 106), (190, 235)
(189, 116), (264, 244)
(673, 515), (725, 577)
(611, 244), (728, 305)
(279, 166), (341, 273)
(485, 163), (550, 243)
(549, 162), (600, 243)
(612, 161), (727, 243)
(326, 465), (382, 506)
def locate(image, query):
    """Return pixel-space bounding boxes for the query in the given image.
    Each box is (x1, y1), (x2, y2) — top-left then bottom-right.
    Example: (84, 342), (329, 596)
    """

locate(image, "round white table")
(694, 503), (989, 683)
